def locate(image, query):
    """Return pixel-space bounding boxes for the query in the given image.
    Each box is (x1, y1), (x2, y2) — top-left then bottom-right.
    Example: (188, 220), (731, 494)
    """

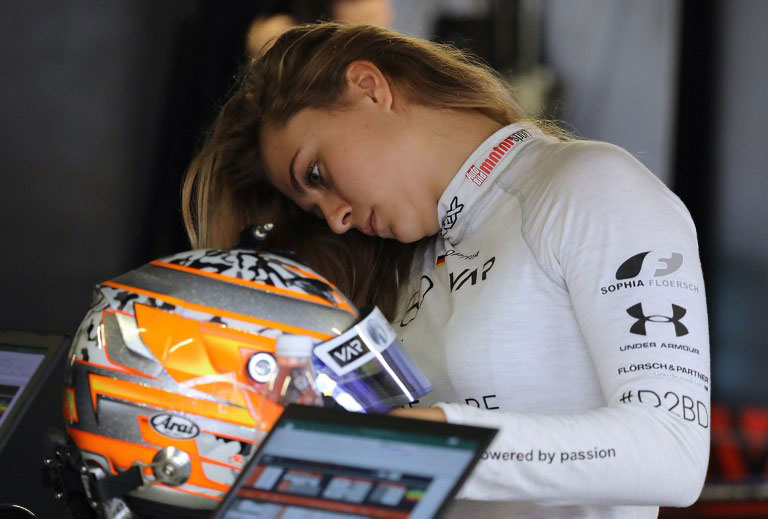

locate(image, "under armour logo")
(616, 251), (683, 280)
(440, 197), (464, 236)
(627, 303), (689, 337)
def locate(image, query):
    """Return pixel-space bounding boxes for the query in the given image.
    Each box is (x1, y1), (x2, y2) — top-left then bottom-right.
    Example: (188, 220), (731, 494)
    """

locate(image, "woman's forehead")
(263, 109), (315, 144)
(260, 112), (319, 193)
(259, 125), (293, 189)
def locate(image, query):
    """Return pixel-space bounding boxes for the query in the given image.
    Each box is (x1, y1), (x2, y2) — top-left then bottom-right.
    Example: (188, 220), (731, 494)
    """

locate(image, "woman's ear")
(345, 60), (394, 110)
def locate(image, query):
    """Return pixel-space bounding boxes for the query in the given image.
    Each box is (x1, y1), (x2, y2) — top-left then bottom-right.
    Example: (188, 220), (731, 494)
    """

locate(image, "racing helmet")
(62, 248), (429, 517)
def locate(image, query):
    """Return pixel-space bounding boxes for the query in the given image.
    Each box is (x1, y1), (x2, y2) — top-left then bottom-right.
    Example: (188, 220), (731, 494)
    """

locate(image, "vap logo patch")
(316, 307), (391, 376)
(626, 303), (689, 337)
(440, 197), (464, 236)
(601, 251), (698, 295)
(315, 334), (376, 375)
(449, 257), (495, 293)
(150, 414), (200, 439)
(328, 337), (369, 368)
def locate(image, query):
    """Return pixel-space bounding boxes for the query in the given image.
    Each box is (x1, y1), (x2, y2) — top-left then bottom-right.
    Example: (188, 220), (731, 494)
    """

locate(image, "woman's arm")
(420, 141), (710, 506)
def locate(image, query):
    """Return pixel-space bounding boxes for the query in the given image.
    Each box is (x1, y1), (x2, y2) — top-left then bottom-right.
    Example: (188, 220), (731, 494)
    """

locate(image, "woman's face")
(260, 96), (443, 243)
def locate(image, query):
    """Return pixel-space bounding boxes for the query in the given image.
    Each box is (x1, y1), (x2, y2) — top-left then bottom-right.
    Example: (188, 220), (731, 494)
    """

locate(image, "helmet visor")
(312, 307), (432, 413)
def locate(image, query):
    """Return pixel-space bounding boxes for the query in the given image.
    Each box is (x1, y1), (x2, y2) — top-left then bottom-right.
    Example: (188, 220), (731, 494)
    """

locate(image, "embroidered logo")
(617, 251), (683, 280)
(440, 197), (464, 236)
(400, 275), (434, 327)
(464, 129), (531, 187)
(626, 303), (689, 337)
(600, 251), (698, 296)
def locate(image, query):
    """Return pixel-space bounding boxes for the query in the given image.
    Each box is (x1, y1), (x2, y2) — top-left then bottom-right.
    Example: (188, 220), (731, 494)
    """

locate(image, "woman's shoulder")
(517, 137), (697, 267)
(509, 136), (690, 237)
(520, 137), (669, 200)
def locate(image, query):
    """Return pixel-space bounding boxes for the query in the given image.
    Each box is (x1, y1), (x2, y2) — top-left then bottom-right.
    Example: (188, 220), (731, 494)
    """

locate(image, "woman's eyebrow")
(288, 148), (303, 193)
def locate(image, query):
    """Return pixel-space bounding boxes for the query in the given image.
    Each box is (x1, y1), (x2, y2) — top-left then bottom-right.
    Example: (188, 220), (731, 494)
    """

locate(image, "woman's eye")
(306, 162), (321, 187)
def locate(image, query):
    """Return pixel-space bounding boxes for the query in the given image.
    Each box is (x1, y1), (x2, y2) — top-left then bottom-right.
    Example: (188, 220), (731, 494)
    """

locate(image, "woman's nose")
(322, 197), (353, 234)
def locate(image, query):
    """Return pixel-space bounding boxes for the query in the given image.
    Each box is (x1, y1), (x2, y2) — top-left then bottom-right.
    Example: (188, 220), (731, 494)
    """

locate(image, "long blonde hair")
(182, 22), (529, 319)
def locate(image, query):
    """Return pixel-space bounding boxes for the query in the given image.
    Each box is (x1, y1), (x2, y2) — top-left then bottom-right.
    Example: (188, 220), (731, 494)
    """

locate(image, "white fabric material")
(395, 124), (710, 518)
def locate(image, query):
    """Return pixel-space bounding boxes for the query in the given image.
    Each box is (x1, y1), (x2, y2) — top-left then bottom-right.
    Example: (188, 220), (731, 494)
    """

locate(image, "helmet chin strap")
(43, 428), (142, 519)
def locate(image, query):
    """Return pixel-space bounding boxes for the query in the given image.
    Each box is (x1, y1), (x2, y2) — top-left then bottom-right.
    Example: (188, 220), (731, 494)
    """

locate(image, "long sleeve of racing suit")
(424, 136), (710, 509)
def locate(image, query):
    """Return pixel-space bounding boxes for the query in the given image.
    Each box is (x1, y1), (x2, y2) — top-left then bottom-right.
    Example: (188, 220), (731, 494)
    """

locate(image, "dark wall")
(1, 2), (192, 333)
(0, 1), (259, 334)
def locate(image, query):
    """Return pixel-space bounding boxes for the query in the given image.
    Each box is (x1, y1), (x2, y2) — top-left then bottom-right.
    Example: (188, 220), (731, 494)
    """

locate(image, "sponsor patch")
(400, 275), (434, 327)
(464, 129), (532, 187)
(440, 197), (464, 236)
(315, 307), (394, 375)
(626, 303), (689, 337)
(601, 251), (699, 295)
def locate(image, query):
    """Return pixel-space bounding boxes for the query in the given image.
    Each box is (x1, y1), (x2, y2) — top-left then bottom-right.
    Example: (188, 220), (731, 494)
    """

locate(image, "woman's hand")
(389, 406), (446, 422)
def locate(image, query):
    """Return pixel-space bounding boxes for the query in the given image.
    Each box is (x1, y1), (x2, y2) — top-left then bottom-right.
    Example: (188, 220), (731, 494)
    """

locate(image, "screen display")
(219, 417), (480, 519)
(0, 344), (45, 429)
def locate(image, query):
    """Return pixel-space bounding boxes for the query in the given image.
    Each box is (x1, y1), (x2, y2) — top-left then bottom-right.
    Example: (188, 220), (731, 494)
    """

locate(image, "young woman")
(183, 23), (709, 518)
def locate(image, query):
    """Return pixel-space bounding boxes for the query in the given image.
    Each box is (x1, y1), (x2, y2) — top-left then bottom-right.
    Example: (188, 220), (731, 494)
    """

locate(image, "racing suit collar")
(437, 123), (538, 245)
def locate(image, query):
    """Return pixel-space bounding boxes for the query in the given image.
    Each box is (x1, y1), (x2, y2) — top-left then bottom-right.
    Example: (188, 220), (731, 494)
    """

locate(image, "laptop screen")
(0, 343), (47, 429)
(215, 404), (496, 519)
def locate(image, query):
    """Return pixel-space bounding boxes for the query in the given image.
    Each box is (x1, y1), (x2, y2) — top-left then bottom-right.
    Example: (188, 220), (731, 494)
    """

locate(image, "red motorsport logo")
(466, 129), (532, 186)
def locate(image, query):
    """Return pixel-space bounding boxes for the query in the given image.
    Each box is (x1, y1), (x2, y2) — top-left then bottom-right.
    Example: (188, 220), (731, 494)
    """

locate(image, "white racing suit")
(396, 124), (710, 518)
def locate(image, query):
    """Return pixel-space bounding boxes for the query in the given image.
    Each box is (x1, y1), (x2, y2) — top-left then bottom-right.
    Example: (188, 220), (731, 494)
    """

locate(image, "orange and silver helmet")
(62, 249), (358, 516)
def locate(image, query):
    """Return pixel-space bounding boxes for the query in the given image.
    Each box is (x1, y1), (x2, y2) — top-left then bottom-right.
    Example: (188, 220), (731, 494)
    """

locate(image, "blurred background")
(1, 0), (766, 515)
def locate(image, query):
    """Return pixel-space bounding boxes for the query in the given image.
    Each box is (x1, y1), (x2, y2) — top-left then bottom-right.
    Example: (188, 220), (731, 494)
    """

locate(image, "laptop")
(0, 330), (70, 455)
(213, 404), (497, 519)
(0, 331), (73, 517)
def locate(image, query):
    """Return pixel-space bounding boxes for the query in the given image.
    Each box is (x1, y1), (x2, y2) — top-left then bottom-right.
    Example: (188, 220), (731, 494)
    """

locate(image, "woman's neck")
(407, 106), (505, 200)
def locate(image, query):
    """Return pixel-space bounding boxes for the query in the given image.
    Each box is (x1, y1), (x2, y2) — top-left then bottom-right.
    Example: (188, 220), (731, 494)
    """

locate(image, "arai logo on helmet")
(150, 414), (200, 439)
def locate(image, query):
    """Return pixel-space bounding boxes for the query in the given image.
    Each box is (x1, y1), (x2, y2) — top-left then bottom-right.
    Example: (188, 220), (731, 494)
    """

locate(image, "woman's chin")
(390, 227), (427, 244)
